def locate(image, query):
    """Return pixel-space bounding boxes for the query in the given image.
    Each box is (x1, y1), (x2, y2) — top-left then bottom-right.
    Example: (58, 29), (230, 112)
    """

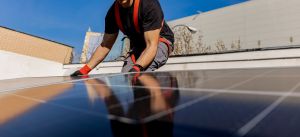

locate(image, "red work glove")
(129, 65), (143, 73)
(129, 64), (144, 84)
(71, 65), (92, 77)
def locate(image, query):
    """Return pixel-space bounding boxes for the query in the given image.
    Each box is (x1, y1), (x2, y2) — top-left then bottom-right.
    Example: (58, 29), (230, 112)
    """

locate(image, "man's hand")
(70, 70), (83, 77)
(70, 64), (91, 77)
(129, 68), (139, 73)
(128, 64), (144, 85)
(129, 64), (144, 72)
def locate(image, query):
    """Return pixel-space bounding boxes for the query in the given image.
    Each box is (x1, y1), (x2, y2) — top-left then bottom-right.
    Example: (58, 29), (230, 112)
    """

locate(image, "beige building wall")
(80, 31), (103, 63)
(0, 26), (73, 64)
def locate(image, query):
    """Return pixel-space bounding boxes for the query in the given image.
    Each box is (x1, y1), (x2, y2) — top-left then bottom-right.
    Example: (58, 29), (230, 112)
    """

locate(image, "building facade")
(80, 28), (126, 63)
(0, 26), (73, 64)
(169, 0), (300, 55)
(80, 28), (104, 63)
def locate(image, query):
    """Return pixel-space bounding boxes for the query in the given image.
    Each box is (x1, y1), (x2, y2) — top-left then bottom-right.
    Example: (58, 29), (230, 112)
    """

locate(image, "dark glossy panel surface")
(172, 94), (279, 137)
(245, 97), (300, 137)
(231, 76), (300, 91)
(0, 94), (112, 137)
(1, 67), (300, 137)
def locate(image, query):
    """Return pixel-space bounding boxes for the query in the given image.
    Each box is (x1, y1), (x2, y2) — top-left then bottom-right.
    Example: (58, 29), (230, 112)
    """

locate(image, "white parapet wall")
(2, 46), (300, 81)
(64, 47), (300, 75)
(0, 50), (65, 80)
(2, 47), (300, 80)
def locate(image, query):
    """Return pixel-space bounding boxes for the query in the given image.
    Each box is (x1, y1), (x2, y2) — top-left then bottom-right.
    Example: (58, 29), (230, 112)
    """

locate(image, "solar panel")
(1, 67), (300, 137)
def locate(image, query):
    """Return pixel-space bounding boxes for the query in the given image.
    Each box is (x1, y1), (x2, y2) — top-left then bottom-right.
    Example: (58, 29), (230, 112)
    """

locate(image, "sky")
(0, 0), (247, 56)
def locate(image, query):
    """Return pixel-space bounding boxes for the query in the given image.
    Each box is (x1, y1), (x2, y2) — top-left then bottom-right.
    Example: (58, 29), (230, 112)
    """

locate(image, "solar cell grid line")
(0, 73), (112, 93)
(62, 70), (245, 107)
(139, 69), (276, 123)
(67, 70), (298, 96)
(50, 82), (300, 114)
(84, 68), (267, 91)
(67, 79), (300, 98)
(79, 69), (245, 88)
(85, 85), (300, 113)
(228, 74), (300, 93)
(0, 68), (278, 103)
(0, 71), (145, 94)
(77, 69), (269, 113)
(0, 67), (296, 94)
(194, 88), (300, 98)
(0, 72), (188, 124)
(237, 81), (300, 136)
(74, 69), (278, 86)
(97, 69), (274, 112)
(218, 69), (275, 90)
(181, 69), (275, 90)
(244, 95), (300, 137)
(263, 67), (300, 77)
(2, 68), (300, 137)
(0, 68), (272, 126)
(0, 79), (74, 94)
(4, 91), (138, 124)
(128, 85), (300, 98)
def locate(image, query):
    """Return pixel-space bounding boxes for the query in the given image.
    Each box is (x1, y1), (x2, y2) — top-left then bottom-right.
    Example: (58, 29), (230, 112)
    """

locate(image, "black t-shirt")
(105, 0), (174, 49)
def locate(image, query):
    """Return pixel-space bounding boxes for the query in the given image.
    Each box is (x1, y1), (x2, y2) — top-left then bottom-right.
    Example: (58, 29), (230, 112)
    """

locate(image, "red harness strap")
(131, 54), (137, 64)
(114, 0), (141, 33)
(115, 0), (172, 63)
(114, 3), (125, 33)
(159, 37), (172, 55)
(133, 0), (141, 33)
(130, 38), (172, 64)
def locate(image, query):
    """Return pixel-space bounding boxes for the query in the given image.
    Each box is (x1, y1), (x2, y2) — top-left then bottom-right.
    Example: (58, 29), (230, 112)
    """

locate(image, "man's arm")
(86, 33), (118, 69)
(71, 33), (118, 77)
(135, 28), (161, 68)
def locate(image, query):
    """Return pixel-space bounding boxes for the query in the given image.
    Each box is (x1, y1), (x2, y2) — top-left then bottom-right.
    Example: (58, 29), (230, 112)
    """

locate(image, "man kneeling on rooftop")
(71, 0), (174, 76)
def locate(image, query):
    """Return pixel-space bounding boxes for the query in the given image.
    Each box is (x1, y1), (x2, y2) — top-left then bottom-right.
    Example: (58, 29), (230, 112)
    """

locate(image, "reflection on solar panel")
(1, 67), (300, 137)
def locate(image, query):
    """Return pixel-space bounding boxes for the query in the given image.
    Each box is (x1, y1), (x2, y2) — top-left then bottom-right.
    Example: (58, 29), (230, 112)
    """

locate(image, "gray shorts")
(121, 42), (169, 72)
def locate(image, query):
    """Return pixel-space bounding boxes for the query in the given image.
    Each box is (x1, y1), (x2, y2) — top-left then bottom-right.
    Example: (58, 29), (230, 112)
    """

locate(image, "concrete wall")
(2, 46), (300, 80)
(0, 50), (65, 80)
(64, 47), (300, 75)
(169, 0), (300, 54)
